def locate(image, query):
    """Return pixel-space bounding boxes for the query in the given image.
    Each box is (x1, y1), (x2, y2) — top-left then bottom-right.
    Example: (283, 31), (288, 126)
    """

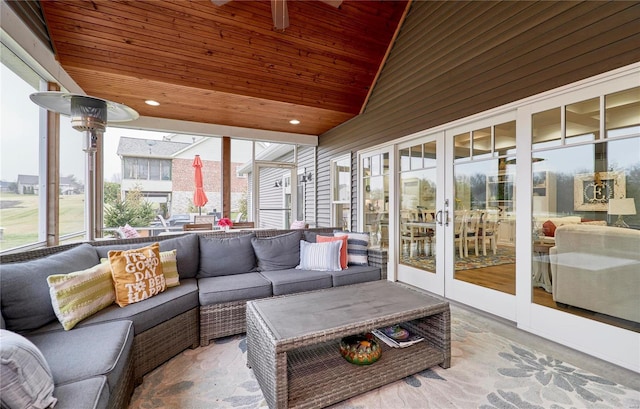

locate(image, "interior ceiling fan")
(211, 0), (343, 31)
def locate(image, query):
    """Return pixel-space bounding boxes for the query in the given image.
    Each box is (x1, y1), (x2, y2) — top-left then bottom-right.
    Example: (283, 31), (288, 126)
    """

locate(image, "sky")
(0, 64), (168, 183)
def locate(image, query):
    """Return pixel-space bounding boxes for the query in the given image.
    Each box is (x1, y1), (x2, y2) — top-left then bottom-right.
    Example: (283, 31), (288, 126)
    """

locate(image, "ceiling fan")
(211, 0), (343, 31)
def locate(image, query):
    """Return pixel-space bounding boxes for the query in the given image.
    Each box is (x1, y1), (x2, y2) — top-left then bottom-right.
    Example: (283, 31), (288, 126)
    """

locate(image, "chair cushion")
(0, 243), (100, 332)
(198, 273), (272, 305)
(47, 262), (115, 330)
(95, 234), (200, 279)
(251, 231), (302, 271)
(327, 265), (381, 287)
(0, 330), (57, 409)
(333, 231), (370, 266)
(108, 243), (166, 307)
(259, 269), (332, 296)
(28, 320), (133, 394)
(53, 377), (109, 409)
(198, 233), (256, 278)
(296, 240), (342, 272)
(75, 279), (199, 335)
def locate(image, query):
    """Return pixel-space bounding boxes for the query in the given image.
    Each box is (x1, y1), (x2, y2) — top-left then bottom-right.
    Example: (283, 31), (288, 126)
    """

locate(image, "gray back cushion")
(251, 231), (302, 271)
(198, 233), (256, 277)
(0, 243), (99, 332)
(95, 234), (200, 279)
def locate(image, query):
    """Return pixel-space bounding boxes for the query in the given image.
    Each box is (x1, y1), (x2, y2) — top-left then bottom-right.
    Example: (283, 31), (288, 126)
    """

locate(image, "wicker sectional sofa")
(0, 228), (385, 409)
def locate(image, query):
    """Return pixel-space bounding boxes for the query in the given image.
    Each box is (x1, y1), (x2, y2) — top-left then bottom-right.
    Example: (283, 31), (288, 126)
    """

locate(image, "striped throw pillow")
(296, 240), (342, 271)
(159, 249), (180, 288)
(333, 231), (370, 266)
(47, 262), (115, 330)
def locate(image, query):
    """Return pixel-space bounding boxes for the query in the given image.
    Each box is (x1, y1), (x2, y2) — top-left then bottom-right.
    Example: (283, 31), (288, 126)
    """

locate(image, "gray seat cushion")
(78, 279), (198, 334)
(198, 273), (272, 305)
(0, 244), (100, 332)
(259, 269), (332, 296)
(198, 233), (256, 278)
(94, 234), (200, 279)
(251, 231), (302, 271)
(328, 265), (381, 287)
(28, 320), (133, 394)
(53, 377), (109, 409)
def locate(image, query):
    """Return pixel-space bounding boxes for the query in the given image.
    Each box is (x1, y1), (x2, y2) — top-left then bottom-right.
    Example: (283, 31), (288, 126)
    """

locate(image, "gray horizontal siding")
(316, 0), (640, 229)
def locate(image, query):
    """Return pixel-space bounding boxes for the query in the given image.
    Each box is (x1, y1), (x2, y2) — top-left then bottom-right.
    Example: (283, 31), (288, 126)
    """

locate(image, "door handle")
(435, 210), (443, 226)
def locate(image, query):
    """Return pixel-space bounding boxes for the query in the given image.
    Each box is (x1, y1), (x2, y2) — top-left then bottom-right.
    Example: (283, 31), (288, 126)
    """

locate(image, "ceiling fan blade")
(271, 0), (289, 31)
(210, 0), (231, 6)
(318, 0), (342, 8)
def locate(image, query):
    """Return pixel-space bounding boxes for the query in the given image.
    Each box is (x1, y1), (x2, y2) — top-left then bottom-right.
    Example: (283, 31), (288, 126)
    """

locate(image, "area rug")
(128, 306), (639, 409)
(401, 245), (515, 272)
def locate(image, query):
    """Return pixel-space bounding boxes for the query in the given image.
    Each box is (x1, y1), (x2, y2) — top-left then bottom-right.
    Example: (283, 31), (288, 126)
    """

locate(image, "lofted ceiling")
(36, 0), (409, 138)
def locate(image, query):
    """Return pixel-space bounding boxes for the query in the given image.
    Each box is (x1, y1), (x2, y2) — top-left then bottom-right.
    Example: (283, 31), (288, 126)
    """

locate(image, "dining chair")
(401, 219), (429, 257)
(183, 223), (213, 231)
(464, 211), (481, 257)
(453, 213), (466, 258)
(480, 216), (499, 256)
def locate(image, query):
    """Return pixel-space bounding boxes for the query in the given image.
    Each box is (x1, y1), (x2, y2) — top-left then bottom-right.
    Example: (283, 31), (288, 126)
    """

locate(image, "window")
(331, 154), (351, 230)
(0, 56), (44, 251)
(531, 86), (639, 331)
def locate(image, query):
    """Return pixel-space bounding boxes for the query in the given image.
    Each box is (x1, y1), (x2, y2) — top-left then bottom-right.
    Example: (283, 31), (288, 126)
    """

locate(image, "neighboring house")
(59, 176), (81, 195)
(16, 174), (38, 195)
(0, 181), (13, 193)
(117, 136), (190, 213)
(117, 135), (251, 217)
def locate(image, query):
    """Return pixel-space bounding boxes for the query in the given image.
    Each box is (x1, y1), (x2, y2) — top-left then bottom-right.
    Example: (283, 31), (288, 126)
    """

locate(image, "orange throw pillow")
(316, 235), (348, 269)
(108, 243), (166, 307)
(542, 220), (557, 237)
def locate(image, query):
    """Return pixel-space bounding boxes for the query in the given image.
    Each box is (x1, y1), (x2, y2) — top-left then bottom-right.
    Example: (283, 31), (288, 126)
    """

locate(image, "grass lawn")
(0, 193), (85, 251)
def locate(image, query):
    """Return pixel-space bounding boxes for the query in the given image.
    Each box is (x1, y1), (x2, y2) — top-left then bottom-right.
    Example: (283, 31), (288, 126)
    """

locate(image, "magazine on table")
(372, 324), (424, 348)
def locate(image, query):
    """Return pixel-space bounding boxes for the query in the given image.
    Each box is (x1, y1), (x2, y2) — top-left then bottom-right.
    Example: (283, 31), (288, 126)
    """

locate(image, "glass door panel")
(445, 117), (517, 321)
(396, 135), (444, 294)
(362, 152), (389, 248)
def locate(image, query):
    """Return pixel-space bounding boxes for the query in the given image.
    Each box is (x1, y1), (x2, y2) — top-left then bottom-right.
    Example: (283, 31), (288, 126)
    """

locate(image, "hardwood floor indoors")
(455, 263), (640, 333)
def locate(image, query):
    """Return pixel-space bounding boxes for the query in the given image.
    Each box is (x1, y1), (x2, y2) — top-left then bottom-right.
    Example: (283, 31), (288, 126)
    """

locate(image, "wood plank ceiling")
(37, 0), (408, 137)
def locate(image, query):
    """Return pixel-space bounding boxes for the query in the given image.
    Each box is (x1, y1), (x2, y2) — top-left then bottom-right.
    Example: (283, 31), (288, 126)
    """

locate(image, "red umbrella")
(192, 155), (208, 214)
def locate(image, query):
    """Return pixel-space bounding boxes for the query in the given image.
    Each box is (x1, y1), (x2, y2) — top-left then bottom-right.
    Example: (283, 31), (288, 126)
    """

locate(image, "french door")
(443, 112), (518, 321)
(391, 113), (518, 322)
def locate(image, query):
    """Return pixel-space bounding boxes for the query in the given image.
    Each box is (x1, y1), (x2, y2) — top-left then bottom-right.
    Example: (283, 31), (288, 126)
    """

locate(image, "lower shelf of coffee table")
(286, 338), (445, 409)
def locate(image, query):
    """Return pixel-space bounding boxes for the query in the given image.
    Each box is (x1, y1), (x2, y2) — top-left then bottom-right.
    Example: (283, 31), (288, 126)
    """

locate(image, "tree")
(104, 186), (155, 228)
(104, 182), (121, 206)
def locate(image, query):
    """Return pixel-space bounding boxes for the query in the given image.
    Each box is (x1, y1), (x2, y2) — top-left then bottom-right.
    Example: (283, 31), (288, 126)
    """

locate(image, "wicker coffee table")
(246, 280), (451, 409)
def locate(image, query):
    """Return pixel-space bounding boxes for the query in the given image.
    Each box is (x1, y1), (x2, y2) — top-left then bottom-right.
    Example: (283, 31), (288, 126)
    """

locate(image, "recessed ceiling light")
(289, 119), (300, 125)
(145, 100), (160, 106)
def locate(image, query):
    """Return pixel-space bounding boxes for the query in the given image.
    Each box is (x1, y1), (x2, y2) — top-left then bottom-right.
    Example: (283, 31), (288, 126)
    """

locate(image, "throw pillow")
(101, 249), (179, 288)
(108, 243), (166, 307)
(333, 231), (370, 266)
(542, 220), (556, 237)
(159, 249), (180, 287)
(290, 220), (306, 229)
(316, 235), (348, 269)
(118, 224), (140, 238)
(46, 262), (115, 330)
(0, 330), (57, 409)
(296, 240), (342, 271)
(251, 231), (302, 271)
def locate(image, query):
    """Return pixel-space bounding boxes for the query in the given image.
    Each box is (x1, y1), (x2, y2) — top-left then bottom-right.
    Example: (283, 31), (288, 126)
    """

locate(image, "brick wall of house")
(171, 158), (248, 215)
